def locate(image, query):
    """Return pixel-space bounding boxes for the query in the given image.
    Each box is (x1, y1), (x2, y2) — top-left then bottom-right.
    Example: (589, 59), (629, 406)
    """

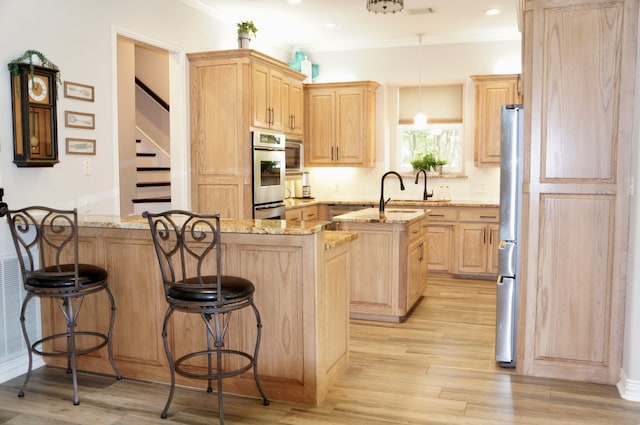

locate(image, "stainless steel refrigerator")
(495, 104), (524, 368)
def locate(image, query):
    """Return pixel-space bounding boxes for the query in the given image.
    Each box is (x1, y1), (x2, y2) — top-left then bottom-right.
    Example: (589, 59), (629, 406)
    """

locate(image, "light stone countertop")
(331, 207), (427, 224)
(77, 214), (331, 236)
(285, 198), (499, 209)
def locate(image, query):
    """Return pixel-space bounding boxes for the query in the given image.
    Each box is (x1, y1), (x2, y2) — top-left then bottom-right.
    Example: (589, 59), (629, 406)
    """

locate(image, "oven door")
(253, 148), (285, 206)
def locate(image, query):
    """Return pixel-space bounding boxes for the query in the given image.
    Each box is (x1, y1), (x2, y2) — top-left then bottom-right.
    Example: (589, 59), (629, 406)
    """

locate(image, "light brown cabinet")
(455, 207), (499, 277)
(337, 213), (428, 322)
(426, 207), (457, 274)
(282, 78), (304, 137)
(304, 81), (378, 167)
(519, 0), (637, 384)
(285, 204), (318, 222)
(252, 62), (285, 131)
(471, 74), (521, 166)
(188, 50), (306, 218)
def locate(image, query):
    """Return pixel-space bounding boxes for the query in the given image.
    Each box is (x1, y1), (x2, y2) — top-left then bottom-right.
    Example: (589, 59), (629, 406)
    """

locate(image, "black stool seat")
(26, 264), (108, 289)
(168, 275), (254, 303)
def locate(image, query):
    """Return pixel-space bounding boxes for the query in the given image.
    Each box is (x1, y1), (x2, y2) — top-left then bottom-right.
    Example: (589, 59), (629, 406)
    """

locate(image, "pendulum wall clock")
(10, 63), (60, 167)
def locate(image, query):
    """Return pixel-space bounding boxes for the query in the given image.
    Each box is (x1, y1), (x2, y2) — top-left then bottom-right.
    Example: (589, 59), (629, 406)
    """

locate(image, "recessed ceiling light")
(485, 8), (501, 15)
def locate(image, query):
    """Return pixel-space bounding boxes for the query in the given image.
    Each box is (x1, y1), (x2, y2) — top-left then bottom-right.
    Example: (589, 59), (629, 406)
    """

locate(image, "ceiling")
(193, 0), (521, 52)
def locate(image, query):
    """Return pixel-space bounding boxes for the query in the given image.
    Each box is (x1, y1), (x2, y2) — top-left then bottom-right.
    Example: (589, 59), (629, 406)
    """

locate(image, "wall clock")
(10, 63), (59, 167)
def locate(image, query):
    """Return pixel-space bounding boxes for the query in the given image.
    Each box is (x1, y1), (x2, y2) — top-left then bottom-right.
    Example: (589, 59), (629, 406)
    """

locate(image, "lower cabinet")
(455, 208), (499, 277)
(286, 204), (319, 222)
(337, 215), (428, 322)
(426, 207), (457, 274)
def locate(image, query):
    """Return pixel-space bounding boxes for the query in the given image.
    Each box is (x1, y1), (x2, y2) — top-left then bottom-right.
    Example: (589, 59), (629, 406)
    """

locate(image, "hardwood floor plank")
(1, 278), (638, 424)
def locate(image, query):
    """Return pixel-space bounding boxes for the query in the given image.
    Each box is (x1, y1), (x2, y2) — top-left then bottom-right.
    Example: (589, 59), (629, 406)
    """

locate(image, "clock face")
(28, 76), (49, 103)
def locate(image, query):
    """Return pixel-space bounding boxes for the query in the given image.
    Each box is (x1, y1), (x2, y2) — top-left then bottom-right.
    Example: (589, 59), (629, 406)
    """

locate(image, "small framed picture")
(66, 138), (96, 155)
(64, 81), (94, 102)
(65, 111), (95, 129)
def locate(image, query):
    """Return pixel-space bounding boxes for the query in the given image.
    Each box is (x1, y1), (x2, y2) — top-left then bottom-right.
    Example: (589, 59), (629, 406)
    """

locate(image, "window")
(396, 84), (464, 174)
(397, 123), (463, 173)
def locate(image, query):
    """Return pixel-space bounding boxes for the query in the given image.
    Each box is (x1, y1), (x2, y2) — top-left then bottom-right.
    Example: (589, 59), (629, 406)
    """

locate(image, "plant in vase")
(410, 152), (437, 172)
(434, 158), (448, 175)
(237, 20), (258, 48)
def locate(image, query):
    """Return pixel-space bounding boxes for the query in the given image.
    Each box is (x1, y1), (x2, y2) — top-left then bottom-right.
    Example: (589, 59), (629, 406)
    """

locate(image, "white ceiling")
(192, 0), (521, 52)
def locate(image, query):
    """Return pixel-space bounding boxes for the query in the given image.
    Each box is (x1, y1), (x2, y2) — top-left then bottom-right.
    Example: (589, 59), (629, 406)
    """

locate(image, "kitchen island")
(39, 215), (356, 406)
(333, 208), (430, 322)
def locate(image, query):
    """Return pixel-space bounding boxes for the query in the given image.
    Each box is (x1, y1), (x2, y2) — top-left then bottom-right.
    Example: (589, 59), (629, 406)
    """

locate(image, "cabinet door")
(407, 239), (424, 309)
(334, 87), (365, 164)
(252, 63), (270, 129)
(268, 68), (284, 131)
(472, 75), (520, 166)
(427, 224), (453, 273)
(305, 89), (334, 165)
(456, 223), (488, 275)
(288, 79), (304, 137)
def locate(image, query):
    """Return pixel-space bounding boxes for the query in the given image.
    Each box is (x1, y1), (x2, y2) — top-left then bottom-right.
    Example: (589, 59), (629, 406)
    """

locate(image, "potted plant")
(237, 20), (258, 48)
(410, 152), (437, 172)
(434, 157), (448, 175)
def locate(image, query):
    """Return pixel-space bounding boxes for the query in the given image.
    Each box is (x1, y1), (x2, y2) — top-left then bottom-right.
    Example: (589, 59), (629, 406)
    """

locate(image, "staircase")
(133, 138), (171, 215)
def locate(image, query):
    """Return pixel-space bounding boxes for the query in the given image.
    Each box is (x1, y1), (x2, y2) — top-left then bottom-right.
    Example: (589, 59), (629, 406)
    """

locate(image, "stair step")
(132, 196), (171, 204)
(136, 182), (171, 188)
(137, 167), (170, 172)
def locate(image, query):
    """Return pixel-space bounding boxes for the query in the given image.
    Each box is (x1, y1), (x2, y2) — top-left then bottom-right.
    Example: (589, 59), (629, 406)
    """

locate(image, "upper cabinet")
(305, 81), (379, 167)
(282, 78), (304, 137)
(188, 49), (306, 218)
(471, 74), (521, 167)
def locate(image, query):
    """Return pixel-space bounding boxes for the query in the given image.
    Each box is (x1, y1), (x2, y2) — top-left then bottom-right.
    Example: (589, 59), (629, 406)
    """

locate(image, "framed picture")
(66, 138), (96, 155)
(65, 111), (95, 129)
(64, 81), (94, 102)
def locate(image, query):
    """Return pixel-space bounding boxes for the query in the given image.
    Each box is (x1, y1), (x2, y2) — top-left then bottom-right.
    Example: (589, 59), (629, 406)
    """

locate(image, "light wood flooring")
(1, 278), (639, 424)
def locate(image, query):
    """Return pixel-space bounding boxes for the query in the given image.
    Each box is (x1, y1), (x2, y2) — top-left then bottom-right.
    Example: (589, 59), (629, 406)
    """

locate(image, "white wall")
(299, 40), (521, 202)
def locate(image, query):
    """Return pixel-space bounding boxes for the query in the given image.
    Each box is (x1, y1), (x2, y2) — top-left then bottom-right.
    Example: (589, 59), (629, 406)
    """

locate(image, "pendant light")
(414, 34), (427, 129)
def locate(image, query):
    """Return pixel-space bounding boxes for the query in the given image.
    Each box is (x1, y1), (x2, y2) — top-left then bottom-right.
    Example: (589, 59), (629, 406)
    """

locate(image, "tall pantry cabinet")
(518, 0), (638, 384)
(188, 50), (306, 218)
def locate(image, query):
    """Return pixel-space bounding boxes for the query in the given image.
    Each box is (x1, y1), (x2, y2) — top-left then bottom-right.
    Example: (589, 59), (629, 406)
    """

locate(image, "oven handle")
(255, 203), (285, 210)
(253, 147), (285, 152)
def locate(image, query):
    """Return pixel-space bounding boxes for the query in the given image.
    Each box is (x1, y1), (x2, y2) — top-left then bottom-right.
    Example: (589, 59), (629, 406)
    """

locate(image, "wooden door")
(519, 0), (637, 384)
(456, 223), (488, 275)
(427, 224), (453, 273)
(334, 87), (364, 164)
(305, 88), (334, 165)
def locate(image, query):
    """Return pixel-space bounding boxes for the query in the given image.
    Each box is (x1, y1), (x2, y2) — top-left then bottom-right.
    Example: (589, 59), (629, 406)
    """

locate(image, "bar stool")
(143, 210), (269, 424)
(2, 206), (122, 405)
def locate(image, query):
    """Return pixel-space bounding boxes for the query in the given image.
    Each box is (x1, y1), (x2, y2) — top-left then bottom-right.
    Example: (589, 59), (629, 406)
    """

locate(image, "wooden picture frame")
(64, 81), (94, 102)
(66, 138), (96, 155)
(65, 111), (95, 129)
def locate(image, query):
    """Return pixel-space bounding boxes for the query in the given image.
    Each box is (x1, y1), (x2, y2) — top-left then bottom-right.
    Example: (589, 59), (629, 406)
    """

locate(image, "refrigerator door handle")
(498, 240), (517, 277)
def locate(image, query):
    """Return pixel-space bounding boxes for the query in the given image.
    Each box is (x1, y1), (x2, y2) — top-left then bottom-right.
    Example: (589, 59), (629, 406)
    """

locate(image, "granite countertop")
(285, 198), (498, 209)
(324, 230), (358, 250)
(77, 214), (331, 236)
(331, 207), (427, 224)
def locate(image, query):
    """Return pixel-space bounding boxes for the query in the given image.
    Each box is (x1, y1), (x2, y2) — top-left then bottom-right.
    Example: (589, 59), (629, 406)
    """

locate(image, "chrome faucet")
(379, 171), (405, 212)
(414, 169), (434, 200)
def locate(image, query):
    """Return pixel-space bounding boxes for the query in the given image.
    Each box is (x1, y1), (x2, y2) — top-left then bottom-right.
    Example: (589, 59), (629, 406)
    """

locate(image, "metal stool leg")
(105, 287), (123, 380)
(17, 293), (34, 399)
(251, 302), (270, 406)
(64, 298), (80, 406)
(161, 306), (176, 419)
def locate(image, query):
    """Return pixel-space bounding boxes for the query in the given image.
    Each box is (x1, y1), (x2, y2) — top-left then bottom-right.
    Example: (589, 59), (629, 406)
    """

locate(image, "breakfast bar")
(38, 215), (356, 406)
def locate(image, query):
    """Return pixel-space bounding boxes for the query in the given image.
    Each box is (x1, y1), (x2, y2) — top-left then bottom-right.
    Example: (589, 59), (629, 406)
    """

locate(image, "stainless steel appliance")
(285, 138), (303, 174)
(252, 131), (286, 219)
(496, 104), (524, 368)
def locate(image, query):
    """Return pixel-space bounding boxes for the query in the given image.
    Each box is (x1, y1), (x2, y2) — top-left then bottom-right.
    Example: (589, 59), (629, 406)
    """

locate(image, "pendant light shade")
(414, 112), (428, 129)
(367, 0), (404, 14)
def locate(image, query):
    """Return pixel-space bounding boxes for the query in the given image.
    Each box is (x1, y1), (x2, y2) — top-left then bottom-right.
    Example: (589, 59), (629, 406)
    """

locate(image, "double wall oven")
(252, 131), (286, 219)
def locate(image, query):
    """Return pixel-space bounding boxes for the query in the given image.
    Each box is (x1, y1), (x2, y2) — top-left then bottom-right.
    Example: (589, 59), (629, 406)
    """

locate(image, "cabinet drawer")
(302, 205), (318, 221)
(458, 207), (499, 223)
(408, 217), (429, 242)
(286, 209), (302, 222)
(427, 207), (457, 222)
